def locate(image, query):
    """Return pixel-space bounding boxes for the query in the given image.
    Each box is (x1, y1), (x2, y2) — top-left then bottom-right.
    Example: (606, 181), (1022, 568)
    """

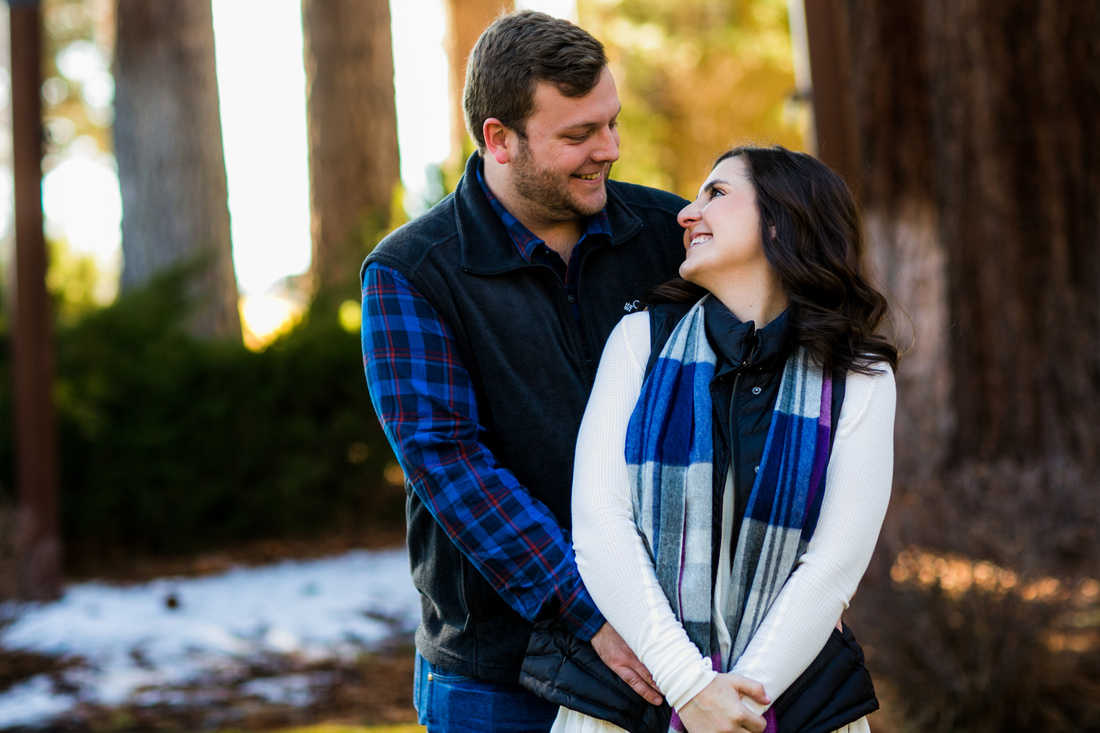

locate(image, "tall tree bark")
(9, 0), (62, 601)
(443, 0), (513, 166)
(848, 0), (1100, 476)
(842, 2), (1100, 727)
(846, 0), (948, 481)
(301, 0), (399, 301)
(113, 0), (241, 340)
(800, 0), (860, 188)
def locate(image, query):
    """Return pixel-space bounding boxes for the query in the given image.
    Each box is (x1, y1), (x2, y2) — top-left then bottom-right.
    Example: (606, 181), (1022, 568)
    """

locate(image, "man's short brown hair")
(463, 10), (608, 153)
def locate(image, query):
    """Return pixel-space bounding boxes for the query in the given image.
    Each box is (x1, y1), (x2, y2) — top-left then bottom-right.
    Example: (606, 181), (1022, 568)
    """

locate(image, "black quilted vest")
(363, 154), (686, 682)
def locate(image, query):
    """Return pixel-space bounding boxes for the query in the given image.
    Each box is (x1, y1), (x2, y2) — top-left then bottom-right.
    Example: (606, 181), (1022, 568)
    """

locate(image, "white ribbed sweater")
(552, 312), (895, 733)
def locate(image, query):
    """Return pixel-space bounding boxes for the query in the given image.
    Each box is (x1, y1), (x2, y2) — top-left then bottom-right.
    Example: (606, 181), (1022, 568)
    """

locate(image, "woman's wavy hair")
(649, 145), (898, 375)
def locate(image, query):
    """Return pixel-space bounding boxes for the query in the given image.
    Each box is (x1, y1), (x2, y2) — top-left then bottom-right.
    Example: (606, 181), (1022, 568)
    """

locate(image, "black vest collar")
(705, 298), (793, 375)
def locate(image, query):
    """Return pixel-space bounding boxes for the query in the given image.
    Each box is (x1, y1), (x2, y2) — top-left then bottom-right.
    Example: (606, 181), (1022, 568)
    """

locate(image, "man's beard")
(512, 138), (608, 221)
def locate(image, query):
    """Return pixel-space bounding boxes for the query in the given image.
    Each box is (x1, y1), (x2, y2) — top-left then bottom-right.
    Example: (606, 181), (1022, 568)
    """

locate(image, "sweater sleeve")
(571, 312), (719, 711)
(729, 365), (897, 711)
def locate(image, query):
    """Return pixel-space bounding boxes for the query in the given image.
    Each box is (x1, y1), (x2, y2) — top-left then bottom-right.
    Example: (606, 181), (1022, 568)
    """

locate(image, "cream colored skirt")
(551, 708), (872, 733)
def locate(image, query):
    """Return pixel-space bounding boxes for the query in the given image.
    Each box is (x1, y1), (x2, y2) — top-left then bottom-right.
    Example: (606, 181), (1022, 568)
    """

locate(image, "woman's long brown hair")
(649, 145), (899, 375)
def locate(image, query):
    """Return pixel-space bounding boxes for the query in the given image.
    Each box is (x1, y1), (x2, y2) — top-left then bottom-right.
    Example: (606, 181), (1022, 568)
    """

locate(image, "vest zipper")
(729, 330), (760, 496)
(727, 329), (760, 554)
(567, 267), (594, 375)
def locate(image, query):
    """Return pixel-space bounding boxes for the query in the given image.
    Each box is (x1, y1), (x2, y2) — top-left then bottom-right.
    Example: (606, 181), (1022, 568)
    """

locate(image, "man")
(361, 10), (686, 731)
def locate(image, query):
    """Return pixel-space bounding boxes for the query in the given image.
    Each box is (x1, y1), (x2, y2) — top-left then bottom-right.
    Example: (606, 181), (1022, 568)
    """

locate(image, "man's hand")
(677, 673), (770, 733)
(590, 622), (664, 706)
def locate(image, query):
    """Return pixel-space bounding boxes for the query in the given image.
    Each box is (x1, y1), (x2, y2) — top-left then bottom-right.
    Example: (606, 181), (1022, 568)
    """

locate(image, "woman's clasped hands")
(678, 672), (771, 733)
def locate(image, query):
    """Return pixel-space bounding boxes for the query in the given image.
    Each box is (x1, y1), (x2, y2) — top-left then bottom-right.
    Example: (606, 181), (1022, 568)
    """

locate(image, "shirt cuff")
(662, 649), (719, 712)
(561, 587), (606, 641)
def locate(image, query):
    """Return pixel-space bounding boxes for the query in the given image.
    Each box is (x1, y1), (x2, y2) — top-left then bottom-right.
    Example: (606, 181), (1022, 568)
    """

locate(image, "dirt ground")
(53, 645), (419, 732)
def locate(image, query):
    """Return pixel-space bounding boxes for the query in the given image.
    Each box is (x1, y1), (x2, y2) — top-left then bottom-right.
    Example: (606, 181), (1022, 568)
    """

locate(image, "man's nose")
(591, 126), (620, 162)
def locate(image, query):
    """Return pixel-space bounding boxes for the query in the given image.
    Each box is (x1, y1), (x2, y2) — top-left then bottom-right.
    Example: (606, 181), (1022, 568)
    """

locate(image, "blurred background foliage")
(36, 0), (120, 307)
(0, 0), (810, 573)
(2, 265), (406, 573)
(2, 0), (1099, 730)
(581, 0), (805, 195)
(39, 0), (114, 172)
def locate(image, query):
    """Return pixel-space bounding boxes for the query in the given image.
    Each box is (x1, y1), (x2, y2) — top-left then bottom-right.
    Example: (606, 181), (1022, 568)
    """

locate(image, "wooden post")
(9, 0), (62, 600)
(801, 0), (860, 190)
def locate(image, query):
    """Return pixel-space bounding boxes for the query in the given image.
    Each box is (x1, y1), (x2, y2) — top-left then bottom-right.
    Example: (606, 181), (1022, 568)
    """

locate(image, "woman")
(553, 146), (897, 733)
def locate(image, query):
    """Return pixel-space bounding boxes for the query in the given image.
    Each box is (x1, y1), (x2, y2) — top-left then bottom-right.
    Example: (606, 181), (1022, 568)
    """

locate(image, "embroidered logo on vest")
(623, 300), (642, 313)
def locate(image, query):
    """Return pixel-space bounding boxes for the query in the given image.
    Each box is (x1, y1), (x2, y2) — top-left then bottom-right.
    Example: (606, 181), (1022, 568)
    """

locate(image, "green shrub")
(3, 270), (404, 569)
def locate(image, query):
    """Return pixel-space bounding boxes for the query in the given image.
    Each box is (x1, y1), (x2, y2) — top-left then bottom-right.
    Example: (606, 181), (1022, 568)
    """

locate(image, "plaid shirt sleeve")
(361, 262), (605, 640)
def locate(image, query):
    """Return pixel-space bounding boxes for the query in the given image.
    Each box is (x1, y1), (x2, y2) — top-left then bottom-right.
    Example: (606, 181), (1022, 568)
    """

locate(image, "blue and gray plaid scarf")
(625, 297), (833, 732)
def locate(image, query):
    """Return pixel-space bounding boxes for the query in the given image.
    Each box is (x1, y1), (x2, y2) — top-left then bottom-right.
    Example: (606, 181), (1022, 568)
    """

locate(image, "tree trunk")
(9, 1), (62, 601)
(845, 0), (948, 481)
(928, 2), (1100, 465)
(443, 0), (513, 166)
(849, 0), (1100, 474)
(843, 2), (1100, 726)
(301, 0), (400, 301)
(113, 0), (241, 340)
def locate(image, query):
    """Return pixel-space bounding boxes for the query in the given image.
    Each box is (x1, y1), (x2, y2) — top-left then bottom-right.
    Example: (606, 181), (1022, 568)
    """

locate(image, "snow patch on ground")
(0, 548), (419, 729)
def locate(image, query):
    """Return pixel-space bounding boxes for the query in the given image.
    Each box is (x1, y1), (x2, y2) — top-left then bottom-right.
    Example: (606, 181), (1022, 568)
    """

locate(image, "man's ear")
(483, 118), (514, 165)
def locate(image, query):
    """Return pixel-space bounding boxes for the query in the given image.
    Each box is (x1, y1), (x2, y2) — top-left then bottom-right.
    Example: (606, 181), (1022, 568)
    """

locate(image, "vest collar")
(705, 297), (793, 375)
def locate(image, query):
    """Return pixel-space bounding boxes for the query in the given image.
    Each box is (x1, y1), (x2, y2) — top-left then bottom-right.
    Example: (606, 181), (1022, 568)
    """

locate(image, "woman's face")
(676, 156), (767, 291)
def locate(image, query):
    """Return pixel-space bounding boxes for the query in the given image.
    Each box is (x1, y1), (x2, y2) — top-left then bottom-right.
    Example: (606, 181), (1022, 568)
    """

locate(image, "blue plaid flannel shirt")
(360, 167), (611, 639)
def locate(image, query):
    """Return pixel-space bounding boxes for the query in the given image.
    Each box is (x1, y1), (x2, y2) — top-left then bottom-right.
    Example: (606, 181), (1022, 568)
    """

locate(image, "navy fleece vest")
(364, 154), (686, 682)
